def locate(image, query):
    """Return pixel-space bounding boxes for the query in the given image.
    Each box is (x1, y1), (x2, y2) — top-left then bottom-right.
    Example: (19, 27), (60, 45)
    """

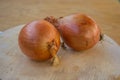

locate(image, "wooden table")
(0, 0), (120, 44)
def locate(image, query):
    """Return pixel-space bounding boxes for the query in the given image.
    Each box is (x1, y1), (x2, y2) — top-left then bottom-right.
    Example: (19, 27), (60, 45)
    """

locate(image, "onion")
(45, 14), (101, 51)
(18, 20), (60, 66)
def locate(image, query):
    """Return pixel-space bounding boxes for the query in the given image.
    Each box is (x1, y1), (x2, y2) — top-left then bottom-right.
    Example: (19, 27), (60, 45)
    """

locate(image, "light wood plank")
(0, 25), (120, 80)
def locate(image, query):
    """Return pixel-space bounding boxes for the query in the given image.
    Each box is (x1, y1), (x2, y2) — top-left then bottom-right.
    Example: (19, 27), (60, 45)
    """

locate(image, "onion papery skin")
(18, 20), (60, 61)
(57, 14), (101, 51)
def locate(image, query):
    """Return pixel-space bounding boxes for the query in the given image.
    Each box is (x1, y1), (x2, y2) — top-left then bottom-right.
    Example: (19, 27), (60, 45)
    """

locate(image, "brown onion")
(18, 20), (60, 66)
(45, 14), (101, 51)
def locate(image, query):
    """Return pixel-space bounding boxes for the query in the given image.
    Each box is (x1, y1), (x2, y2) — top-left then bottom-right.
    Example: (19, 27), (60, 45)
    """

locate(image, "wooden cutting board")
(0, 25), (120, 80)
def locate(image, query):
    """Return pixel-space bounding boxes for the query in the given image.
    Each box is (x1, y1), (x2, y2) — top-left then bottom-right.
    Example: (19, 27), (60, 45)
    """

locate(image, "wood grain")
(0, 0), (120, 44)
(0, 25), (120, 80)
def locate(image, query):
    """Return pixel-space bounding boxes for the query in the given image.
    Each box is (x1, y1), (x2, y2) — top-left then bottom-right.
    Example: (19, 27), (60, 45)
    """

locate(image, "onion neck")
(48, 40), (60, 66)
(44, 16), (62, 29)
